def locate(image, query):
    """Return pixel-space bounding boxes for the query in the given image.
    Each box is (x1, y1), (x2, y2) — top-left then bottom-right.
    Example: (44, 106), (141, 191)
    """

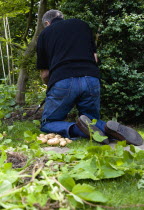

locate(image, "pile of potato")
(37, 133), (72, 146)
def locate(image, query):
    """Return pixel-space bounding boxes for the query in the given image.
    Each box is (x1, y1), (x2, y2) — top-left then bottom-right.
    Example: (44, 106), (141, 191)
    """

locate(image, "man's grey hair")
(42, 9), (64, 27)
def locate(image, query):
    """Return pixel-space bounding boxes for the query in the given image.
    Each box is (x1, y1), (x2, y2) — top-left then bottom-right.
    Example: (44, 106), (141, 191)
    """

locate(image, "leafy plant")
(60, 0), (144, 123)
(0, 124), (144, 209)
(0, 84), (18, 119)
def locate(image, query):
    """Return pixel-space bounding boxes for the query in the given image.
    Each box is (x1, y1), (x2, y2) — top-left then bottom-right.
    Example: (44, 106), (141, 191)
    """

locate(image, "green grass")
(90, 175), (144, 210)
(0, 120), (144, 209)
(137, 126), (144, 139)
(68, 127), (144, 209)
(67, 130), (144, 209)
(1, 120), (143, 146)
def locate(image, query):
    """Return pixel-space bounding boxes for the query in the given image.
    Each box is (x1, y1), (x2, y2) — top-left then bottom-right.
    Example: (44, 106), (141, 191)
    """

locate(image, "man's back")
(37, 18), (99, 88)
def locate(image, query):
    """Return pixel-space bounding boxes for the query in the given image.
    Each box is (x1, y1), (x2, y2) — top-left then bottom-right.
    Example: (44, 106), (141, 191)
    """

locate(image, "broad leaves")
(58, 174), (107, 203)
(72, 183), (107, 203)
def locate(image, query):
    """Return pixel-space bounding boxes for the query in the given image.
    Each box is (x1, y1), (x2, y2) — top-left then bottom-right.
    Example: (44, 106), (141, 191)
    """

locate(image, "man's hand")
(40, 69), (49, 84)
(94, 53), (98, 63)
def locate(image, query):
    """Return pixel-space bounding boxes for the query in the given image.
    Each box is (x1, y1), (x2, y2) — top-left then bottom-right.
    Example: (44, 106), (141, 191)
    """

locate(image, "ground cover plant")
(0, 120), (144, 209)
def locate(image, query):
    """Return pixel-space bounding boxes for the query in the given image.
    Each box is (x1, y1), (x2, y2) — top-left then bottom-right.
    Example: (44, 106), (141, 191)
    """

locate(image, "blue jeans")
(41, 77), (106, 138)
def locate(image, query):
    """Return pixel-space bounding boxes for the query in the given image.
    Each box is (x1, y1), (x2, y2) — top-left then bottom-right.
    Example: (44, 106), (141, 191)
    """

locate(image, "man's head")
(42, 9), (64, 27)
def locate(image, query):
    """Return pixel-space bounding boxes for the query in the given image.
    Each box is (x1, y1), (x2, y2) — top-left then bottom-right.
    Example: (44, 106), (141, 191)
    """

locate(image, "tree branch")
(22, 0), (34, 45)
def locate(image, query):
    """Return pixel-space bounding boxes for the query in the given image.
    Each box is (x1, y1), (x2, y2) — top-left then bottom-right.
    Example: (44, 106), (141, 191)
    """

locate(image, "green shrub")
(0, 84), (17, 119)
(100, 60), (144, 123)
(99, 11), (144, 123)
(60, 0), (144, 123)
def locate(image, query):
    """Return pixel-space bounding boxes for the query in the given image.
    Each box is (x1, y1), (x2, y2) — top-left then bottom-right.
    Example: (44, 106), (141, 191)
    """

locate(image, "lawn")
(0, 120), (144, 209)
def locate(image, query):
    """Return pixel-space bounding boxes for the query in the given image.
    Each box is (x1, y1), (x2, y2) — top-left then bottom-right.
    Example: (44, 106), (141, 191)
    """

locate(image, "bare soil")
(5, 105), (77, 124)
(7, 152), (27, 168)
(5, 106), (43, 123)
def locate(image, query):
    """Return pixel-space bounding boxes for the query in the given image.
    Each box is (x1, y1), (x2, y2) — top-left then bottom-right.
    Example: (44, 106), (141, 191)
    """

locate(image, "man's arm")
(89, 27), (98, 63)
(37, 33), (49, 84)
(94, 53), (98, 63)
(40, 69), (49, 85)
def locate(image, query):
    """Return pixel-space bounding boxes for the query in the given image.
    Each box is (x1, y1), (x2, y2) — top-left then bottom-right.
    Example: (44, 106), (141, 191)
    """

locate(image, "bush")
(0, 84), (17, 119)
(99, 11), (144, 123)
(60, 0), (144, 123)
(100, 60), (144, 123)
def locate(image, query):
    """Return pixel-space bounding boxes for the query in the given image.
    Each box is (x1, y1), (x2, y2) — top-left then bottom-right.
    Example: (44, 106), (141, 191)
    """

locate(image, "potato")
(59, 138), (65, 142)
(60, 140), (67, 147)
(65, 138), (73, 143)
(44, 134), (50, 140)
(55, 134), (62, 139)
(37, 137), (47, 144)
(47, 138), (60, 145)
(46, 133), (56, 139)
(39, 133), (45, 138)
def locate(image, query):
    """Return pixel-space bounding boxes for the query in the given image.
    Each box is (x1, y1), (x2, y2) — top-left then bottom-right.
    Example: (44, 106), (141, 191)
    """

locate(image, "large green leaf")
(58, 174), (75, 191)
(72, 184), (107, 203)
(26, 193), (48, 206)
(92, 131), (108, 142)
(0, 170), (19, 183)
(0, 180), (12, 194)
(69, 157), (99, 180)
(101, 165), (125, 179)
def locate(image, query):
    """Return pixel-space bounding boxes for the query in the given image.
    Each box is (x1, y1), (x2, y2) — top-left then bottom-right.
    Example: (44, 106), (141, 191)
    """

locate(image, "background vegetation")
(0, 0), (144, 123)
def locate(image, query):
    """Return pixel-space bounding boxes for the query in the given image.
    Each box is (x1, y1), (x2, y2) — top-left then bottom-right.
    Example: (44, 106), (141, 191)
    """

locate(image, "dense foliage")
(0, 0), (144, 122)
(59, 0), (144, 122)
(0, 84), (17, 119)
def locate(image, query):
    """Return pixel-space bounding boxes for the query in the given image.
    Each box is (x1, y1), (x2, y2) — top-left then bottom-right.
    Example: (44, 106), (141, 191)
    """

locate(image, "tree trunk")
(22, 0), (34, 46)
(16, 0), (47, 105)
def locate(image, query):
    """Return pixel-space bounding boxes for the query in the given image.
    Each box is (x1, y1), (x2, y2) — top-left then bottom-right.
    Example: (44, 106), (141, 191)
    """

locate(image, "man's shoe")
(76, 115), (109, 145)
(105, 121), (143, 146)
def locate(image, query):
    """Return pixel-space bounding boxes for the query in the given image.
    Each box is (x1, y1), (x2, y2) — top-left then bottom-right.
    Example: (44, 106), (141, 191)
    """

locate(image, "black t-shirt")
(37, 18), (100, 88)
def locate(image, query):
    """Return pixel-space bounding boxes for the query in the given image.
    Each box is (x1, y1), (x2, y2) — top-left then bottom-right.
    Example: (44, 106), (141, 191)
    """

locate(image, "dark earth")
(5, 105), (77, 123)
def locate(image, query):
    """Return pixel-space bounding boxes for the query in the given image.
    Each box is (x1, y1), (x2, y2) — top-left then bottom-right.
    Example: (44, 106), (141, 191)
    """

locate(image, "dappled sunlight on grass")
(136, 125), (144, 139)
